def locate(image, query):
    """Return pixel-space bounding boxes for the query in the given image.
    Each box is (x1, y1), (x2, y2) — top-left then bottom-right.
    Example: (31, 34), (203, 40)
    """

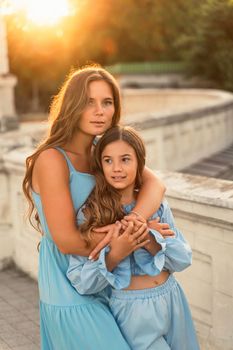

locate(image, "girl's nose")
(113, 162), (122, 171)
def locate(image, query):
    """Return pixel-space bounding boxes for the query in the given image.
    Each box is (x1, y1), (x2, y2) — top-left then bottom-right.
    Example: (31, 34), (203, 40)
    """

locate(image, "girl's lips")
(111, 176), (126, 180)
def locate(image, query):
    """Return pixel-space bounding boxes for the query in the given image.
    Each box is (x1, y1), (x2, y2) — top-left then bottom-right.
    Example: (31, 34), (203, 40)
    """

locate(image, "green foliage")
(69, 0), (193, 64)
(180, 0), (233, 91)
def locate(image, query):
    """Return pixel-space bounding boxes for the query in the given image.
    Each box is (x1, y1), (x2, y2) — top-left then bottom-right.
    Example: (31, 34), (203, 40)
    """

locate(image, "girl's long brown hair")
(22, 66), (121, 232)
(79, 126), (146, 245)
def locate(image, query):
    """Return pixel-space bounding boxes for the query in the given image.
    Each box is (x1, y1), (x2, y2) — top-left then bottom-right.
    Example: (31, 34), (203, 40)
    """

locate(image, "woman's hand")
(121, 211), (146, 231)
(148, 217), (175, 238)
(122, 212), (174, 238)
(89, 222), (121, 260)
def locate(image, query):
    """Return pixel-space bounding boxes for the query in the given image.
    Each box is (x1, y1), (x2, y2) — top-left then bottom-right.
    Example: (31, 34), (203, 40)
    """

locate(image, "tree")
(180, 0), (233, 91)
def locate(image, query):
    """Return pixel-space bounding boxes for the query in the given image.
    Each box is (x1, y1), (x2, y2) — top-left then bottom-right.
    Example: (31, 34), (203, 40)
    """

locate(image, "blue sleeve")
(67, 247), (131, 295)
(134, 200), (192, 275)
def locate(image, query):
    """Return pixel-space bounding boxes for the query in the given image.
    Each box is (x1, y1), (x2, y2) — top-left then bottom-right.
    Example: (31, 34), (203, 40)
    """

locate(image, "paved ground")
(0, 267), (40, 350)
(181, 143), (233, 180)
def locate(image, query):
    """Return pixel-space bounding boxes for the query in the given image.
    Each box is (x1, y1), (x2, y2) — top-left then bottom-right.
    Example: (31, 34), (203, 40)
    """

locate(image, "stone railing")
(0, 145), (233, 350)
(156, 171), (233, 350)
(122, 89), (233, 171)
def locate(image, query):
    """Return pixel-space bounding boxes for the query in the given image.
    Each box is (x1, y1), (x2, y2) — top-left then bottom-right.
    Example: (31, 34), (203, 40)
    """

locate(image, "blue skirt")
(40, 299), (130, 350)
(38, 237), (130, 350)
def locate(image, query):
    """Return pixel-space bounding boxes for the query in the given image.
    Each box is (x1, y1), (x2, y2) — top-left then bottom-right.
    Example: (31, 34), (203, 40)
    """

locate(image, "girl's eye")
(122, 157), (130, 162)
(103, 158), (112, 164)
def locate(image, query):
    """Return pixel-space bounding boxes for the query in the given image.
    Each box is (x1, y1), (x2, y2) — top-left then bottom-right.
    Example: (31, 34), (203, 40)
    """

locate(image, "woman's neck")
(64, 131), (94, 156)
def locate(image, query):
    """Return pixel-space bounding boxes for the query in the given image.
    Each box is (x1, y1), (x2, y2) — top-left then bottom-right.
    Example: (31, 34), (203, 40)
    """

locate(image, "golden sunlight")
(6, 0), (71, 25)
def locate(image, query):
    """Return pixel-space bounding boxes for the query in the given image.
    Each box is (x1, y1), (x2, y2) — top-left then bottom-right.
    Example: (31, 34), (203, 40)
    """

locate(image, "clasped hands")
(89, 212), (174, 261)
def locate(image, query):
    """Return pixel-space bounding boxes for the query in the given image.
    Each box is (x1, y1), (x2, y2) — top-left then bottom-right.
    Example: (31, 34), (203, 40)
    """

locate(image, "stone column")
(0, 15), (9, 74)
(0, 14), (18, 132)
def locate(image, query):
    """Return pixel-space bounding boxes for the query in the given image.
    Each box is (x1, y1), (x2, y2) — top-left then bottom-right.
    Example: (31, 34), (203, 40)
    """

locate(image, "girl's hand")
(89, 222), (121, 260)
(109, 221), (150, 262)
(148, 217), (175, 238)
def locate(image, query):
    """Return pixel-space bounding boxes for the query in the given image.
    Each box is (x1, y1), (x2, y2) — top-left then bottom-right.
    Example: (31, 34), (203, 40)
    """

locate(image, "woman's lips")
(90, 121), (105, 125)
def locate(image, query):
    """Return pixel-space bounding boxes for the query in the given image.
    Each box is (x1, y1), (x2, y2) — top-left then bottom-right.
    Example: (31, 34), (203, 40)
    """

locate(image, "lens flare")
(2, 0), (71, 26)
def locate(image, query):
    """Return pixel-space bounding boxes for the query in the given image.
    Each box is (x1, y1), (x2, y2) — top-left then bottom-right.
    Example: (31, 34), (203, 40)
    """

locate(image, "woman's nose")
(95, 102), (103, 115)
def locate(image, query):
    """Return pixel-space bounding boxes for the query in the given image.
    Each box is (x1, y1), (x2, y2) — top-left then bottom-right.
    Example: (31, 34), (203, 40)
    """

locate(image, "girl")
(22, 66), (168, 350)
(67, 126), (200, 350)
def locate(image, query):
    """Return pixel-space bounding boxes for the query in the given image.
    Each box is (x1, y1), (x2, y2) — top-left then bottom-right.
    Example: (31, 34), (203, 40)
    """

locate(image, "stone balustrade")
(122, 89), (233, 171)
(157, 171), (233, 350)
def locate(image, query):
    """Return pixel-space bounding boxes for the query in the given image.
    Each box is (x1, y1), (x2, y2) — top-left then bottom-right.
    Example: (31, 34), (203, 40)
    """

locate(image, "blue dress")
(32, 147), (130, 350)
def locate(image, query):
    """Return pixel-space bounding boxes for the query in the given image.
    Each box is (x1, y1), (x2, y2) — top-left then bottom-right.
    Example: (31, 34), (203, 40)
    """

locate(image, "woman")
(67, 125), (200, 350)
(23, 66), (168, 349)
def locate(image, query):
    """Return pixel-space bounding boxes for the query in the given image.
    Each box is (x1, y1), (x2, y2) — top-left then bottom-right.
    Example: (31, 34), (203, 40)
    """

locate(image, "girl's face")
(101, 140), (138, 195)
(77, 80), (115, 136)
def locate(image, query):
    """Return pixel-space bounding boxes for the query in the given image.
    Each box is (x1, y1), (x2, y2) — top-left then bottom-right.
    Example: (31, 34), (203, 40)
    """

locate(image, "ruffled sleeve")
(133, 231), (166, 276)
(67, 247), (131, 295)
(98, 248), (131, 290)
(134, 200), (192, 275)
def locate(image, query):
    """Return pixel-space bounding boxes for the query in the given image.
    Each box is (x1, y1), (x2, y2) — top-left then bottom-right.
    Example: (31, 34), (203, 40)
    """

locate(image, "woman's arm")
(133, 167), (166, 219)
(34, 149), (103, 255)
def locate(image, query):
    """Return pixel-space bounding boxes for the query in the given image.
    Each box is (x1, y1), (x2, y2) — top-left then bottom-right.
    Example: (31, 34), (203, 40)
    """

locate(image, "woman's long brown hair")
(22, 66), (121, 233)
(79, 126), (146, 245)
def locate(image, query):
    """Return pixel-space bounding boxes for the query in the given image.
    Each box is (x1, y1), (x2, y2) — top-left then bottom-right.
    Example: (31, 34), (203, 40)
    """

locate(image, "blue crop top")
(67, 200), (192, 295)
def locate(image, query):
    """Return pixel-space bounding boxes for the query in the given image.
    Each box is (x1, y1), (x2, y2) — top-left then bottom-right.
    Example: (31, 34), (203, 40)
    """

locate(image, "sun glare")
(5, 0), (71, 26)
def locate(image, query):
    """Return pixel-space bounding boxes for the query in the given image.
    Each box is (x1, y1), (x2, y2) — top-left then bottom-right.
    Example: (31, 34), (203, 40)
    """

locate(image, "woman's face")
(101, 140), (138, 194)
(77, 80), (115, 136)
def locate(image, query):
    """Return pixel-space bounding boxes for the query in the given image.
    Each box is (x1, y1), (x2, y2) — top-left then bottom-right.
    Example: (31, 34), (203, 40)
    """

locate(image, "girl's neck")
(120, 188), (137, 206)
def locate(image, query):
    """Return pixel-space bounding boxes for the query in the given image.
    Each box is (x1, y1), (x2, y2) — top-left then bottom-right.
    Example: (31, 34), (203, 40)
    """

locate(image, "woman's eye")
(103, 100), (113, 107)
(88, 99), (95, 106)
(104, 158), (112, 164)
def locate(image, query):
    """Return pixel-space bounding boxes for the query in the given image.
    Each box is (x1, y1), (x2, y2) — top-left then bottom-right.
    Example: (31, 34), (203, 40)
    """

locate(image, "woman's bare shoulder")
(35, 148), (66, 169)
(33, 148), (69, 188)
